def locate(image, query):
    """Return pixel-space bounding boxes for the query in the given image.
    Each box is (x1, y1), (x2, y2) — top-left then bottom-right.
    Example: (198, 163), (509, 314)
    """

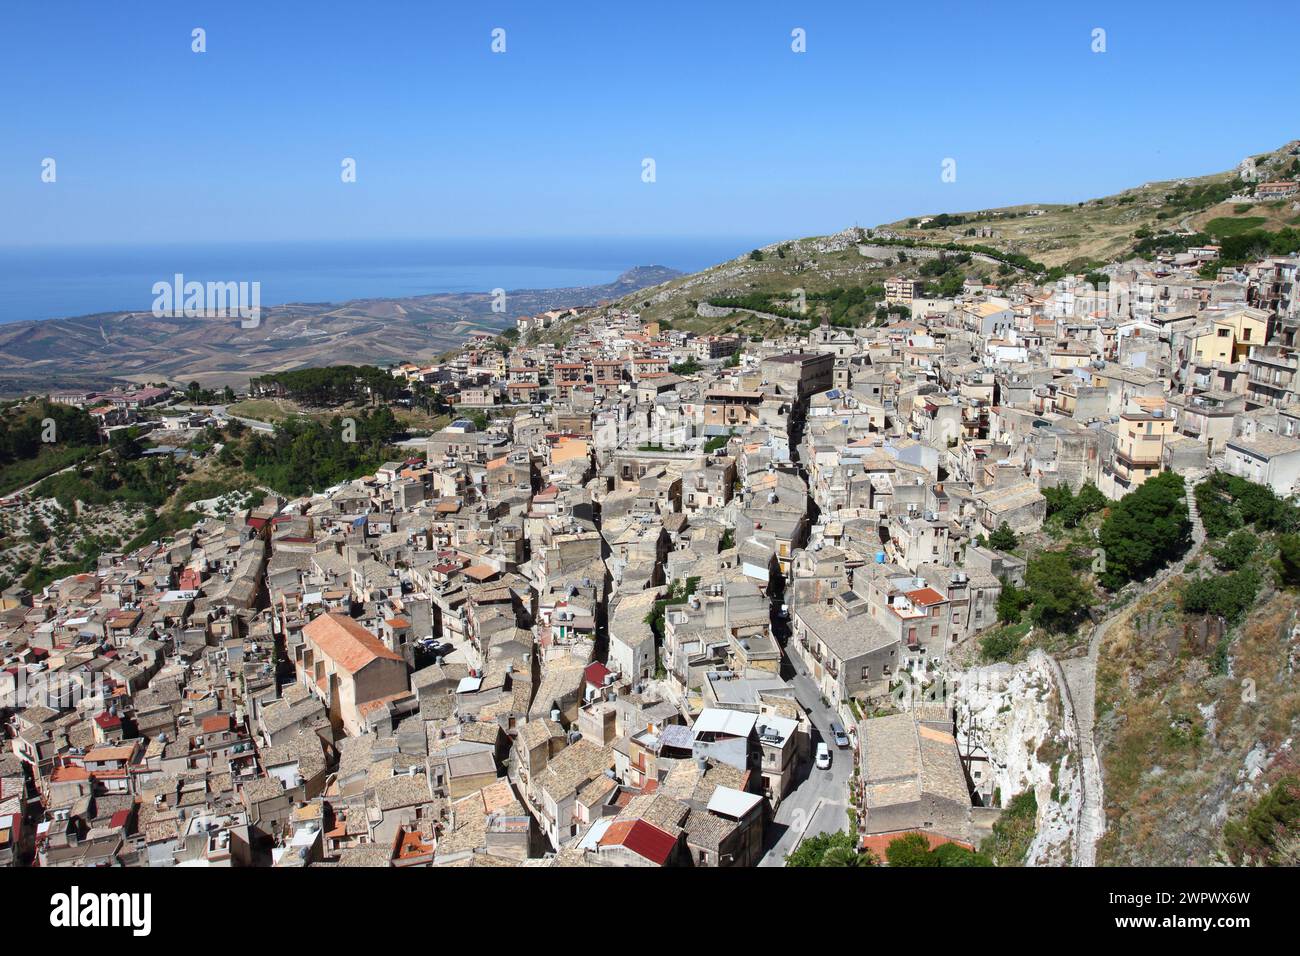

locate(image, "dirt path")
(1052, 471), (1207, 866)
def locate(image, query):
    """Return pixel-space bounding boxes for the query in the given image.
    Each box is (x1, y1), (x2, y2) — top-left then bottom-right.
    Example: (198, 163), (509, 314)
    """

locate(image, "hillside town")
(3, 232), (1300, 870)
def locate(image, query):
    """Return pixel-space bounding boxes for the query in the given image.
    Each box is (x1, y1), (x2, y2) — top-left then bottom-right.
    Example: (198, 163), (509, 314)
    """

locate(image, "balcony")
(1114, 448), (1161, 469)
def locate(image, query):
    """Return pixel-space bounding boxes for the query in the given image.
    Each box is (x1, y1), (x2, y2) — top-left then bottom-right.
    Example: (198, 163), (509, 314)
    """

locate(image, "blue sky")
(1, 0), (1297, 246)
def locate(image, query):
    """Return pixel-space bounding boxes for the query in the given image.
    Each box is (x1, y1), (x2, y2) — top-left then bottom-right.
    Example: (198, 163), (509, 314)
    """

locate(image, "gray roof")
(795, 604), (896, 661)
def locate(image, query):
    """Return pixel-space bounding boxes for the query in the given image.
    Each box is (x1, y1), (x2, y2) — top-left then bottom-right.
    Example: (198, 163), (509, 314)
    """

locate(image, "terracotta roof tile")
(303, 613), (402, 674)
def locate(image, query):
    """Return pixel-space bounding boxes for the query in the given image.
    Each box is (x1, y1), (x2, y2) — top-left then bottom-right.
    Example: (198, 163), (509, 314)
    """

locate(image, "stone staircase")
(1185, 472), (1206, 546)
(1064, 467), (1212, 866)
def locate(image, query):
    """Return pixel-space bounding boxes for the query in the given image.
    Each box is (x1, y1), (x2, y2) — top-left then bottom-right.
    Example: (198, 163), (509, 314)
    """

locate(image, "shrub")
(980, 790), (1039, 865)
(1214, 530), (1258, 571)
(1274, 533), (1300, 588)
(1223, 775), (1300, 865)
(1181, 569), (1260, 623)
(1025, 550), (1093, 632)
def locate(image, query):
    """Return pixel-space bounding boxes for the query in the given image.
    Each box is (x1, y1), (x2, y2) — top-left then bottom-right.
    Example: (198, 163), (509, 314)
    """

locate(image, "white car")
(815, 742), (831, 770)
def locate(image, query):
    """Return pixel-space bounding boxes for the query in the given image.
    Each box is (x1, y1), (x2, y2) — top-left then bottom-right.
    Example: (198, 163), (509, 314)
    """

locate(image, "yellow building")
(1190, 308), (1268, 366)
(1111, 411), (1173, 492)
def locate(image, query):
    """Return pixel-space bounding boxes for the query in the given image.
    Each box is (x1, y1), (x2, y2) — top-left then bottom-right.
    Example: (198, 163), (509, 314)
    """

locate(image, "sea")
(0, 237), (772, 325)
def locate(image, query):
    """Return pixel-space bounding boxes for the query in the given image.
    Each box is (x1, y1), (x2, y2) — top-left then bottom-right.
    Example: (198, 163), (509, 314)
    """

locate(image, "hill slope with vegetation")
(587, 140), (1300, 339)
(1095, 475), (1300, 866)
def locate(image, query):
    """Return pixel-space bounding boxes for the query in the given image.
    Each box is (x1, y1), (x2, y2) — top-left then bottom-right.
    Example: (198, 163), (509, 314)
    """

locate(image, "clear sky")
(2, 0), (1297, 246)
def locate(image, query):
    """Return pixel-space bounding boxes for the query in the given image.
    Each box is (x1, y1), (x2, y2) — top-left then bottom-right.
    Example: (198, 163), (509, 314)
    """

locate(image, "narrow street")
(756, 402), (851, 865)
(758, 649), (852, 866)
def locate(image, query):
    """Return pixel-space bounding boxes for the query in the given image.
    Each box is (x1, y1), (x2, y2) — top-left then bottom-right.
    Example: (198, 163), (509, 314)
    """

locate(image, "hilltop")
(877, 140), (1300, 268)
(596, 140), (1300, 338)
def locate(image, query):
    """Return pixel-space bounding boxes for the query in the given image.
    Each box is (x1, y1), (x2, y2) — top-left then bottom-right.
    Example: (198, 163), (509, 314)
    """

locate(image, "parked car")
(815, 742), (831, 769)
(830, 722), (850, 748)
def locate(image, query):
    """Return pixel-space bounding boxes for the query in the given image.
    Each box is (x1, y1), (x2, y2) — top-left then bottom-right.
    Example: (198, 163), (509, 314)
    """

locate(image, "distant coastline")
(0, 237), (772, 325)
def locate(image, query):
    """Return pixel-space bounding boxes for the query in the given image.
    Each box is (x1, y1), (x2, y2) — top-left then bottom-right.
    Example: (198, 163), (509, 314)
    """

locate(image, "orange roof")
(906, 587), (947, 607)
(84, 744), (136, 762)
(861, 829), (972, 858)
(396, 828), (433, 858)
(357, 691), (412, 717)
(201, 715), (232, 734)
(302, 613), (402, 674)
(598, 819), (678, 864)
(479, 779), (519, 814)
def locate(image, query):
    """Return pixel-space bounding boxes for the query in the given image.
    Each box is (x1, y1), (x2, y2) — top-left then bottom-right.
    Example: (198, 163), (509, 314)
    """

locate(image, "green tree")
(26, 513), (49, 543)
(988, 522), (1018, 552)
(1065, 482), (1107, 528)
(885, 832), (934, 867)
(996, 579), (1027, 625)
(930, 842), (993, 867)
(1025, 550), (1093, 632)
(785, 830), (868, 867)
(1042, 482), (1074, 520)
(1098, 472), (1190, 589)
(1196, 473), (1300, 539)
(819, 845), (866, 867)
(108, 428), (143, 461)
(1182, 569), (1260, 623)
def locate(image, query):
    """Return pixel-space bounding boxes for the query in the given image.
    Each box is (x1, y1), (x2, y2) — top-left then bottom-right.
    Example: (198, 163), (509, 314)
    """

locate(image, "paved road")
(758, 653), (852, 866)
(757, 429), (852, 865)
(208, 404), (275, 434)
(171, 402), (276, 434)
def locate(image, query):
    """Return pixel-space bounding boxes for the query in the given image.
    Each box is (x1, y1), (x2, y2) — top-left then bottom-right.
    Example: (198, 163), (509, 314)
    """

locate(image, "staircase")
(1185, 472), (1206, 546)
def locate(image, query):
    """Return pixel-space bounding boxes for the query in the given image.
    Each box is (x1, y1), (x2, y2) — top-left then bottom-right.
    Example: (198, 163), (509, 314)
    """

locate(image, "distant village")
(3, 223), (1300, 868)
